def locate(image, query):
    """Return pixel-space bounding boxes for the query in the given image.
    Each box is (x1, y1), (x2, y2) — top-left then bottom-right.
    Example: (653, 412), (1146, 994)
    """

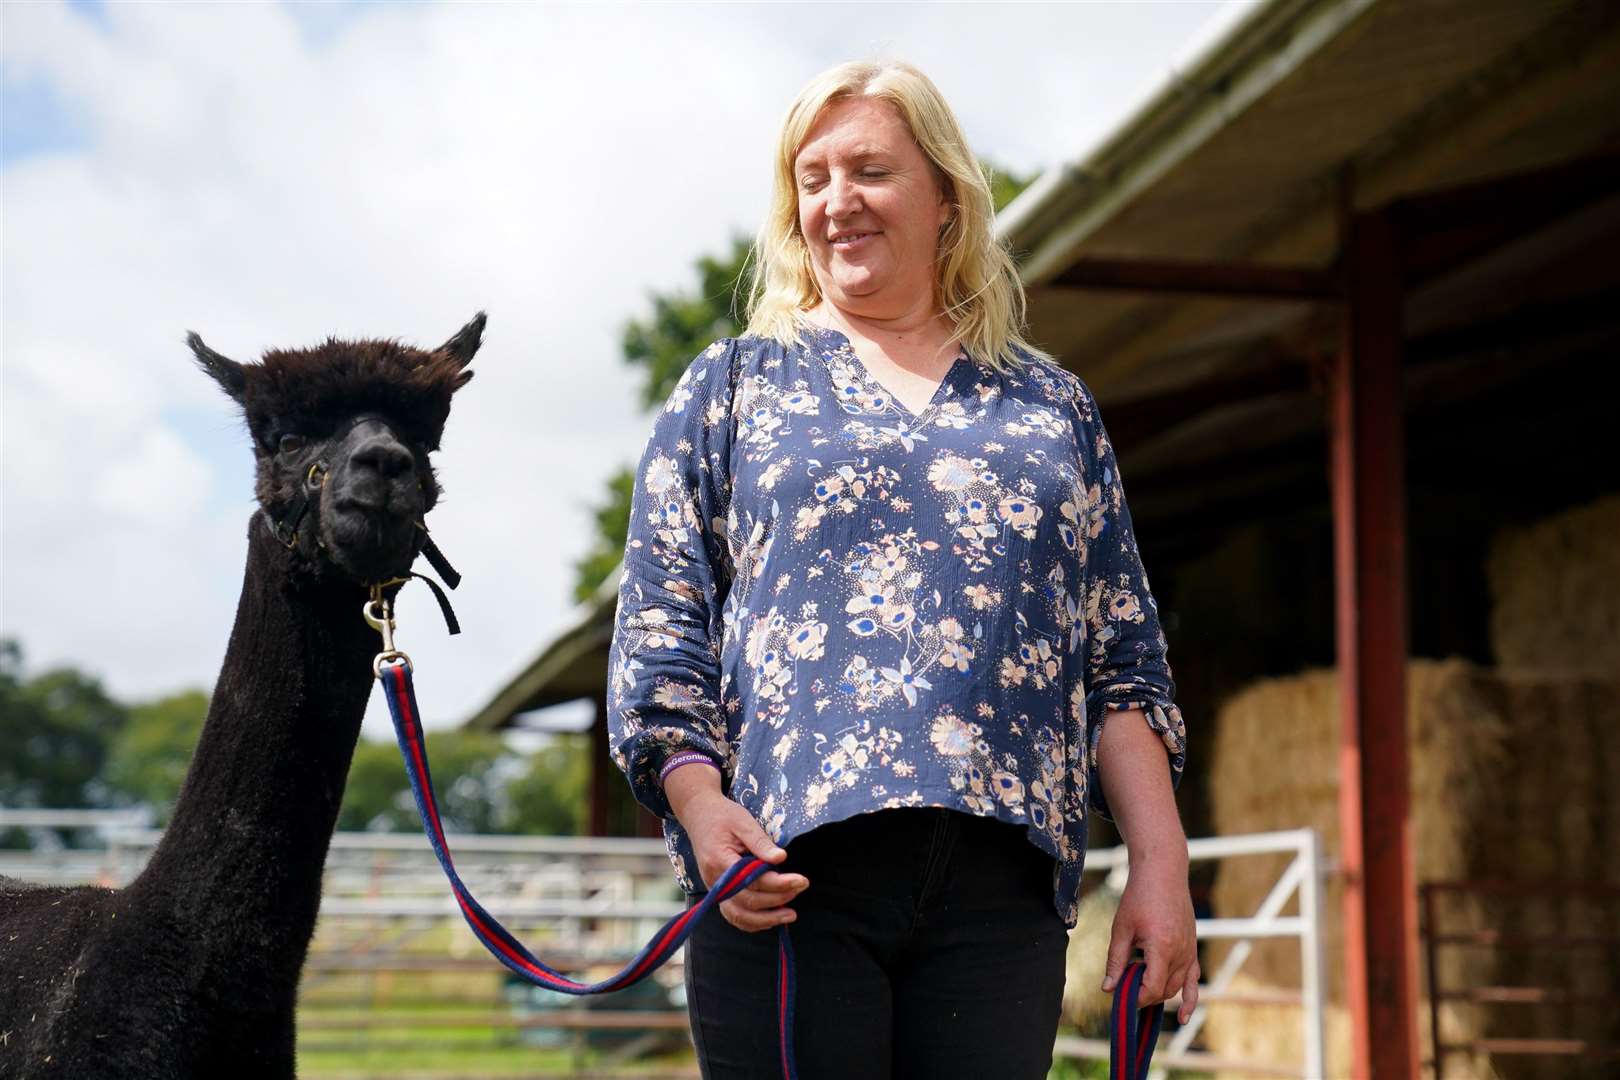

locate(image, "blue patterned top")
(607, 325), (1186, 925)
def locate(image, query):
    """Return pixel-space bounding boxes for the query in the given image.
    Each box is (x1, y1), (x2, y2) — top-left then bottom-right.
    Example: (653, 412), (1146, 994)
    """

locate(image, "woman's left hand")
(1102, 853), (1200, 1024)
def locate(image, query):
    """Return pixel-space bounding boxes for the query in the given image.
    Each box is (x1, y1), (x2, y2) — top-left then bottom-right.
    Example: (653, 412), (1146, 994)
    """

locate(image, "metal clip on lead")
(364, 582), (412, 678)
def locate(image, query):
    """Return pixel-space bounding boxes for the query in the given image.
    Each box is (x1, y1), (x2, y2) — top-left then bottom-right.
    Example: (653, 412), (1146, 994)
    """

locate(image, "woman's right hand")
(665, 765), (809, 932)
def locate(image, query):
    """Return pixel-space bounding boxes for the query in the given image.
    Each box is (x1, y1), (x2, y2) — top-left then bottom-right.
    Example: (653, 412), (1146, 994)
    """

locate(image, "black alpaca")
(0, 315), (484, 1079)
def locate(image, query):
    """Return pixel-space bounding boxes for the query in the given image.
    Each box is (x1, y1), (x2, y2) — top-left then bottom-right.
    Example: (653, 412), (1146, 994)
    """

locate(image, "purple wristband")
(659, 751), (721, 787)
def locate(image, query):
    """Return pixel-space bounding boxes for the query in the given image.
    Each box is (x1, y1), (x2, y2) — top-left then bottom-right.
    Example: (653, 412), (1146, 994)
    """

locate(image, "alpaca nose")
(351, 435), (415, 479)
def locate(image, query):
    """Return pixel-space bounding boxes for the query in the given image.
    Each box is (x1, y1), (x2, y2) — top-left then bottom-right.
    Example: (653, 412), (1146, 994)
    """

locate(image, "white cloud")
(2, 0), (1245, 737)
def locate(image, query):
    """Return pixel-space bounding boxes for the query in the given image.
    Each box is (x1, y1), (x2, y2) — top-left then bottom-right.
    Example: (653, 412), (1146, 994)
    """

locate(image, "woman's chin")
(828, 269), (884, 300)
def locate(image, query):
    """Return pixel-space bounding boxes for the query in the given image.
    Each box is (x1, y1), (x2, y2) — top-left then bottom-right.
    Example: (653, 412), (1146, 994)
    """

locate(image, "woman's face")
(794, 96), (951, 319)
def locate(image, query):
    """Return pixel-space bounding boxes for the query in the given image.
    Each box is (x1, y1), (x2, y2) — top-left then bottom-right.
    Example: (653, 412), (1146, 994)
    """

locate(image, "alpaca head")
(189, 313), (484, 584)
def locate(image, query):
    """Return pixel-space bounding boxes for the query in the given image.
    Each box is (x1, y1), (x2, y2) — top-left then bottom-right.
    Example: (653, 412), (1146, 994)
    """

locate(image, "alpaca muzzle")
(270, 414), (438, 583)
(265, 445), (460, 623)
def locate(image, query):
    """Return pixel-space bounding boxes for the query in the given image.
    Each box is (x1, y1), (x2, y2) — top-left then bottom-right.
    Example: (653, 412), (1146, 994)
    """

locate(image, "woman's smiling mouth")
(831, 231), (878, 251)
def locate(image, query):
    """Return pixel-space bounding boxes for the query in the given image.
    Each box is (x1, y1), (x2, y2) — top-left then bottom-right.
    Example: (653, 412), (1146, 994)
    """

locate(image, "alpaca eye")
(277, 433), (307, 454)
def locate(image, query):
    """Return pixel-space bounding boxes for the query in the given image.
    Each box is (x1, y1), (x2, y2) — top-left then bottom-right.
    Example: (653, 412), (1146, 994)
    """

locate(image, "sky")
(2, 0), (1252, 740)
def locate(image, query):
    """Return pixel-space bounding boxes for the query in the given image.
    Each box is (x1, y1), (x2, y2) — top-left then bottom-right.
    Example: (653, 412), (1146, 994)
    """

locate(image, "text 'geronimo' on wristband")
(659, 751), (721, 787)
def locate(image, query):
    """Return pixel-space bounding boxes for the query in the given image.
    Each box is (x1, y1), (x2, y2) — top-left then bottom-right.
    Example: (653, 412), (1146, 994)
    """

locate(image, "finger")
(1178, 961), (1201, 1024)
(751, 871), (809, 893)
(734, 883), (805, 910)
(736, 819), (787, 864)
(722, 896), (796, 933)
(1139, 948), (1170, 1006)
(707, 866), (806, 906)
(703, 863), (796, 896)
(1101, 917), (1134, 993)
(728, 886), (797, 912)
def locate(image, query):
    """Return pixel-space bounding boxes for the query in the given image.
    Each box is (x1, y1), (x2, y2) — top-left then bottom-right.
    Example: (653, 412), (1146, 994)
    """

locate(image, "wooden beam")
(1395, 154), (1620, 286)
(1100, 356), (1313, 450)
(1390, 152), (1620, 236)
(1042, 157), (1620, 306)
(1332, 207), (1419, 1080)
(1047, 256), (1340, 300)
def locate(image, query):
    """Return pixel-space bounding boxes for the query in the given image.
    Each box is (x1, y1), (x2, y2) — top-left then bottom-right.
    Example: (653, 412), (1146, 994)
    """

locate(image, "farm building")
(468, 0), (1620, 1075)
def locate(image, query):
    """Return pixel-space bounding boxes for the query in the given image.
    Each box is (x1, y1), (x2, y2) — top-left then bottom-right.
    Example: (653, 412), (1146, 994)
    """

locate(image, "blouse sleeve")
(607, 338), (740, 820)
(1068, 374), (1188, 823)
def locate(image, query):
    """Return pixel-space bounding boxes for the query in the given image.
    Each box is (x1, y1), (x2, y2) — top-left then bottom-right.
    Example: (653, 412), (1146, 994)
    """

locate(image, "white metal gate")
(1053, 827), (1328, 1079)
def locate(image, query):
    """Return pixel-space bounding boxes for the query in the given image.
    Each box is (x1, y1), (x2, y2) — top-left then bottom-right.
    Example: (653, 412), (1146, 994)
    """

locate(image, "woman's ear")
(936, 177), (956, 229)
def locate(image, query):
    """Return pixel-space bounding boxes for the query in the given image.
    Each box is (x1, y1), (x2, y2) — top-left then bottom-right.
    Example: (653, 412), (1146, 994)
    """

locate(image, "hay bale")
(1206, 661), (1620, 1079)
(1208, 660), (1508, 996)
(1473, 673), (1620, 1079)
(1487, 495), (1620, 677)
(1204, 980), (1504, 1080)
(1203, 974), (1361, 1080)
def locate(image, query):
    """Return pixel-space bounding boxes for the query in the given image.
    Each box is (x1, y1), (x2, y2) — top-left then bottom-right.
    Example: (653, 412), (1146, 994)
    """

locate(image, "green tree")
(981, 157), (1036, 212)
(338, 731), (508, 834)
(621, 235), (754, 409)
(0, 639), (132, 848)
(104, 690), (209, 823)
(0, 639), (128, 809)
(504, 737), (590, 835)
(570, 236), (753, 601)
(570, 467), (636, 604)
(338, 731), (590, 836)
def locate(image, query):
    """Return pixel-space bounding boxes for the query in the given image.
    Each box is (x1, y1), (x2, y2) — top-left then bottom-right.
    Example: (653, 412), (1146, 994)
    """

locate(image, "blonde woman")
(608, 60), (1196, 1078)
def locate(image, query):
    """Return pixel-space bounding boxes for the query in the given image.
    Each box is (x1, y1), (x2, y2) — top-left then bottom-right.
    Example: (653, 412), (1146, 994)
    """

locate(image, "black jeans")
(683, 807), (1069, 1080)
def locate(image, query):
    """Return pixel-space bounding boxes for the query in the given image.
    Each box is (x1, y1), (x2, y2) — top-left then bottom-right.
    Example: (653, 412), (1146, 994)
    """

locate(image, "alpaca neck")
(132, 513), (380, 979)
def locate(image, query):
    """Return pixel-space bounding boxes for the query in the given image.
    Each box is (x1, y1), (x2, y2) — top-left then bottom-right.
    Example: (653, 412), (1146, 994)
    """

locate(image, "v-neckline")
(809, 323), (969, 425)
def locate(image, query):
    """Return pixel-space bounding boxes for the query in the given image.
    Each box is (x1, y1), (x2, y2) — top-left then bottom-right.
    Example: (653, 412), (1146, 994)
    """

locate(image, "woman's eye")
(277, 433), (307, 454)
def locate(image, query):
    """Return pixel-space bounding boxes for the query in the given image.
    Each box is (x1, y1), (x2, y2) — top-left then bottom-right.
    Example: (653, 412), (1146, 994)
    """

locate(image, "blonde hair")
(743, 60), (1051, 373)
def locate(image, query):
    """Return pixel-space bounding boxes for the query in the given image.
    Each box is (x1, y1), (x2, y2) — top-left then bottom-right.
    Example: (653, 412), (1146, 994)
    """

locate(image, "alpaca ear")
(187, 332), (247, 403)
(436, 311), (486, 370)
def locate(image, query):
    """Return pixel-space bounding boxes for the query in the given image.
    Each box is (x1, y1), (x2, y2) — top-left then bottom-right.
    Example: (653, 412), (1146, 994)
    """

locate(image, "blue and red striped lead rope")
(1110, 959), (1166, 1080)
(378, 657), (798, 1077)
(378, 655), (1158, 1079)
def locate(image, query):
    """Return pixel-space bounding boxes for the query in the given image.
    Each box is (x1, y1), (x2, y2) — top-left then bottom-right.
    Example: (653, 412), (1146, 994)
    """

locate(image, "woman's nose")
(825, 172), (861, 218)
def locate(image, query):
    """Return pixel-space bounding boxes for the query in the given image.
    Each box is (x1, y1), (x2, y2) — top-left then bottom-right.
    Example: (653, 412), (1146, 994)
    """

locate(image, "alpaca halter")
(270, 461), (328, 550)
(266, 412), (462, 589)
(264, 456), (463, 623)
(368, 592), (1164, 1079)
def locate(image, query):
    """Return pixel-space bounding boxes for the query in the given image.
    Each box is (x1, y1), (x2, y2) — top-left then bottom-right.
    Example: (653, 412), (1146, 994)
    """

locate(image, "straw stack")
(1198, 973), (1359, 1080)
(1487, 494), (1620, 677)
(1474, 672), (1620, 1079)
(1204, 660), (1619, 1079)
(1486, 495), (1620, 1078)
(1208, 660), (1508, 994)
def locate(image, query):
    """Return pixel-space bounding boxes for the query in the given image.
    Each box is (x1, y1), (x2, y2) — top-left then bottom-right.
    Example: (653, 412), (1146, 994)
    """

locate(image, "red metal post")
(1332, 207), (1420, 1079)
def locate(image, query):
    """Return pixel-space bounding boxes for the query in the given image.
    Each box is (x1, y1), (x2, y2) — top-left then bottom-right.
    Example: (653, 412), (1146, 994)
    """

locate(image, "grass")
(297, 1044), (695, 1078)
(297, 950), (692, 1078)
(293, 1007), (1207, 1080)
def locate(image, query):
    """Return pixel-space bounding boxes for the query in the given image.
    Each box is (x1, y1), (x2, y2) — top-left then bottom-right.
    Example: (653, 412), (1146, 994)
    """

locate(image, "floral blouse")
(607, 324), (1186, 926)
